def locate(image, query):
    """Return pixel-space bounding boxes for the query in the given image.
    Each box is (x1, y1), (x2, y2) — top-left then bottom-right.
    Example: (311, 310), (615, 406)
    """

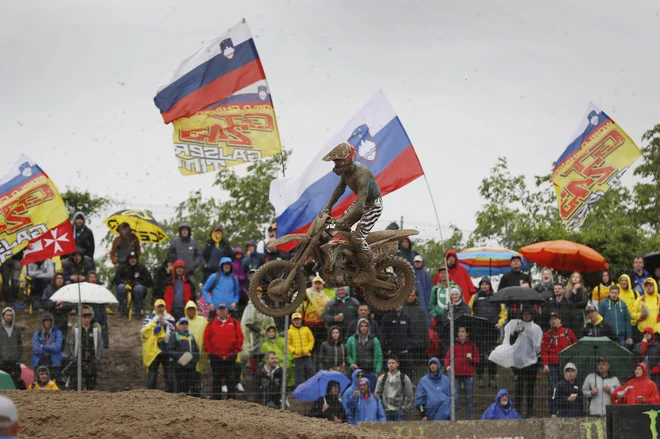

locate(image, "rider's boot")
(353, 243), (376, 284)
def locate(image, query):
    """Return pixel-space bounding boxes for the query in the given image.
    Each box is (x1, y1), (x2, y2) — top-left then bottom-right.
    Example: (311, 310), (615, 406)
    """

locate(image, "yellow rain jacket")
(288, 324), (315, 359)
(619, 274), (640, 326)
(635, 278), (660, 333)
(28, 380), (59, 391)
(185, 300), (208, 373)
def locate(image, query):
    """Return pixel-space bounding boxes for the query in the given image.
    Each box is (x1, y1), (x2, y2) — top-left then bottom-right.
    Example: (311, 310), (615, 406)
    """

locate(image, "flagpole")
(76, 265), (82, 392)
(279, 155), (289, 411)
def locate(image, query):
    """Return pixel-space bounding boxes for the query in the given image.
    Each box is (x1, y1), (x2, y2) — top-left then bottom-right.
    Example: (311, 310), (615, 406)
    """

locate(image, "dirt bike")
(248, 213), (419, 317)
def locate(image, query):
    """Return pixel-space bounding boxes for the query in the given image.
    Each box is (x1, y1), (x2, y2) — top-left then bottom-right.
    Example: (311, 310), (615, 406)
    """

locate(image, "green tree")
(214, 150), (290, 247)
(416, 225), (465, 272)
(634, 124), (660, 231)
(61, 188), (113, 223)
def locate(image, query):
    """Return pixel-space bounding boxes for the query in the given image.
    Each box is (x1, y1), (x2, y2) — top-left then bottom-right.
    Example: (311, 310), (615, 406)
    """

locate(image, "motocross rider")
(322, 143), (383, 281)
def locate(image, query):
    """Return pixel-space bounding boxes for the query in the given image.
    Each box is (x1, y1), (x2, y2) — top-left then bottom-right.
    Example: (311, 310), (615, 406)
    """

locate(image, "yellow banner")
(0, 156), (70, 262)
(553, 109), (642, 230)
(172, 103), (282, 175)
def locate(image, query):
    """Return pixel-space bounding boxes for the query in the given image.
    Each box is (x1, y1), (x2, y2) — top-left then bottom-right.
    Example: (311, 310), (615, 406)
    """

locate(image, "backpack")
(209, 270), (238, 293)
(547, 328), (572, 352)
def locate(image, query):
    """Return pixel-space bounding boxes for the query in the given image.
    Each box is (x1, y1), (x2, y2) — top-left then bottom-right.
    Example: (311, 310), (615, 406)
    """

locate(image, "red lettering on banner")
(0, 183), (56, 234)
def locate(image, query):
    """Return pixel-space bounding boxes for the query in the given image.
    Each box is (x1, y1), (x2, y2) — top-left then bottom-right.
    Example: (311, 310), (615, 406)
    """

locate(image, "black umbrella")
(440, 315), (491, 351)
(644, 251), (660, 274)
(489, 286), (545, 305)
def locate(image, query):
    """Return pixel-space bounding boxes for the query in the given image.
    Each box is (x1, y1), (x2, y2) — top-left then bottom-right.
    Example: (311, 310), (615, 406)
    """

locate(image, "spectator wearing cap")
(203, 303), (245, 398)
(109, 222), (141, 270)
(346, 377), (386, 425)
(168, 223), (205, 285)
(0, 308), (22, 389)
(32, 313), (63, 383)
(288, 312), (315, 386)
(598, 284), (633, 347)
(554, 362), (583, 417)
(437, 250), (476, 304)
(582, 304), (617, 341)
(168, 317), (200, 395)
(0, 395), (19, 438)
(67, 305), (103, 390)
(243, 240), (265, 272)
(41, 272), (72, 340)
(498, 255), (532, 291)
(28, 365), (59, 391)
(152, 259), (175, 301)
(322, 286), (361, 336)
(413, 255), (433, 323)
(540, 283), (575, 332)
(163, 260), (196, 321)
(141, 299), (175, 392)
(542, 311), (577, 415)
(582, 356), (621, 416)
(63, 247), (96, 285)
(115, 251), (153, 317)
(375, 355), (414, 421)
(202, 225), (233, 283)
(297, 276), (329, 366)
(345, 304), (379, 343)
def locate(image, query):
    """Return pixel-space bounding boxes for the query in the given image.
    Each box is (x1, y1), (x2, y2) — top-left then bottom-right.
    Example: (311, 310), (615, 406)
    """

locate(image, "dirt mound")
(4, 390), (395, 439)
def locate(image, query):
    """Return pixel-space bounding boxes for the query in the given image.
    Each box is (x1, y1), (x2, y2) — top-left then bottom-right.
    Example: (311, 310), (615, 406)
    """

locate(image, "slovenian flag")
(154, 20), (267, 124)
(270, 92), (424, 249)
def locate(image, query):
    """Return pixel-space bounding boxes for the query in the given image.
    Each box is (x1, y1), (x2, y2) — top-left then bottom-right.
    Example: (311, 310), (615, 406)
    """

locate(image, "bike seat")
(365, 229), (419, 244)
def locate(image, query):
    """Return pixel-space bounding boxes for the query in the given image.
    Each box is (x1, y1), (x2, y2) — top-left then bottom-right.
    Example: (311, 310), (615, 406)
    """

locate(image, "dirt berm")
(3, 390), (396, 439)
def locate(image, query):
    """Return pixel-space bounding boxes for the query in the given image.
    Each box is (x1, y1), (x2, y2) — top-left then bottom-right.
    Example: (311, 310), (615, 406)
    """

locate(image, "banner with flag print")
(21, 221), (76, 266)
(270, 92), (424, 250)
(552, 103), (642, 230)
(154, 20), (282, 175)
(0, 155), (70, 263)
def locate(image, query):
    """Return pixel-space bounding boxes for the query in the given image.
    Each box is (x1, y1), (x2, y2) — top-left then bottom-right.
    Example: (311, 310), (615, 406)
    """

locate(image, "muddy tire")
(364, 256), (416, 311)
(248, 260), (307, 317)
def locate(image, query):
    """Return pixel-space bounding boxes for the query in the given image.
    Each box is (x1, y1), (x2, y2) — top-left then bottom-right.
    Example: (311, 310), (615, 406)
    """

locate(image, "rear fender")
(268, 234), (306, 251)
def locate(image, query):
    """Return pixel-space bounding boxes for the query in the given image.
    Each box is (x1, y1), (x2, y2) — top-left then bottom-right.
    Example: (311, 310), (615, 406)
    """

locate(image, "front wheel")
(248, 260), (307, 317)
(364, 256), (415, 311)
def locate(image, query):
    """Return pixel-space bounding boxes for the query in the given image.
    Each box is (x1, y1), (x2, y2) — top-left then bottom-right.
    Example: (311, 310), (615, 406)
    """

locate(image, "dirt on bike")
(248, 213), (419, 317)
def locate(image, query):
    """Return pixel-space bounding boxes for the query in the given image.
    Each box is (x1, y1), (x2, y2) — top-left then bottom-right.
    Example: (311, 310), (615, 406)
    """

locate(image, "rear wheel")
(248, 260), (307, 317)
(364, 256), (415, 311)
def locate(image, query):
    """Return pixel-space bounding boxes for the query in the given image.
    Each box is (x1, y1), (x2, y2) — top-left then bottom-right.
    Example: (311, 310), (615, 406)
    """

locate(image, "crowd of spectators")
(2, 215), (660, 425)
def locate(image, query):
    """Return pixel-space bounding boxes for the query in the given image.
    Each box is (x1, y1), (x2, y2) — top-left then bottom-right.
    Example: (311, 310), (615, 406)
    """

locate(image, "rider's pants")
(343, 197), (383, 247)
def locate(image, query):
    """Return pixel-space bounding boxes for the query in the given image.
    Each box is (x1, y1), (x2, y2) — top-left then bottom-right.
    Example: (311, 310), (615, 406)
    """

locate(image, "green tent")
(0, 371), (16, 390)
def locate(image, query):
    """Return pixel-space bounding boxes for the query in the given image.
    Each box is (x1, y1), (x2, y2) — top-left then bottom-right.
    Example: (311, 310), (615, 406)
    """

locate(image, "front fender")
(268, 234), (306, 251)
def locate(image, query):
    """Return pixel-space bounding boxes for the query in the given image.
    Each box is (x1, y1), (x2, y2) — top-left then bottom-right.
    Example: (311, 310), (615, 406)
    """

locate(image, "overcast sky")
(2, 0), (659, 247)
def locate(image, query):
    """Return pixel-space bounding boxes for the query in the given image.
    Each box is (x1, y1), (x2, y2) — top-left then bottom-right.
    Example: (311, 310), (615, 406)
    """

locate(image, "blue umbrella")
(457, 247), (532, 277)
(292, 370), (351, 402)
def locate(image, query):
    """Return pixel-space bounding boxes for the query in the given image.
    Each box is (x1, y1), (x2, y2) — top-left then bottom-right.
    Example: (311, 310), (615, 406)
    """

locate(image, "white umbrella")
(49, 282), (118, 304)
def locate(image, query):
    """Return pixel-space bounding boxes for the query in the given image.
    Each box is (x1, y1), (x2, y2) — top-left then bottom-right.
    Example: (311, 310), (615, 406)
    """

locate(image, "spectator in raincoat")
(345, 378), (386, 425)
(444, 326), (479, 419)
(109, 222), (141, 269)
(310, 380), (346, 423)
(612, 363), (660, 405)
(202, 257), (240, 316)
(322, 286), (360, 336)
(167, 223), (205, 283)
(598, 284), (633, 347)
(346, 318), (383, 392)
(261, 325), (294, 387)
(618, 274), (640, 337)
(141, 299), (175, 392)
(636, 278), (660, 334)
(429, 266), (451, 322)
(342, 368), (364, 414)
(633, 327), (660, 387)
(63, 247), (96, 285)
(241, 289), (275, 397)
(413, 255), (433, 323)
(115, 251), (153, 317)
(202, 225), (233, 282)
(184, 300), (207, 397)
(592, 269), (615, 308)
(32, 313), (63, 382)
(415, 357), (451, 421)
(439, 250), (476, 303)
(167, 317), (199, 395)
(297, 276), (329, 364)
(0, 308), (22, 388)
(28, 366), (59, 391)
(163, 260), (195, 321)
(288, 313), (315, 386)
(396, 237), (418, 265)
(542, 312), (577, 415)
(72, 212), (95, 260)
(481, 389), (520, 420)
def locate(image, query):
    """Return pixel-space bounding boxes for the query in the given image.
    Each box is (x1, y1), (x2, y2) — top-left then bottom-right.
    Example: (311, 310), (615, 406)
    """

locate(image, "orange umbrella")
(520, 240), (609, 273)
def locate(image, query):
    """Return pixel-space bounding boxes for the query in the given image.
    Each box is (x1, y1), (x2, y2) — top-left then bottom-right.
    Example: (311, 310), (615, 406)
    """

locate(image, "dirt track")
(5, 390), (395, 439)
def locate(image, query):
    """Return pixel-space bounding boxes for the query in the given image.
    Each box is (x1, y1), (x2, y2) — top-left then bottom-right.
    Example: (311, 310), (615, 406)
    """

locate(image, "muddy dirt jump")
(5, 390), (395, 439)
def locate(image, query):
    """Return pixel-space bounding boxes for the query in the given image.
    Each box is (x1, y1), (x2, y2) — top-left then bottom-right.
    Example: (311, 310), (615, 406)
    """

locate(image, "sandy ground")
(5, 390), (395, 439)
